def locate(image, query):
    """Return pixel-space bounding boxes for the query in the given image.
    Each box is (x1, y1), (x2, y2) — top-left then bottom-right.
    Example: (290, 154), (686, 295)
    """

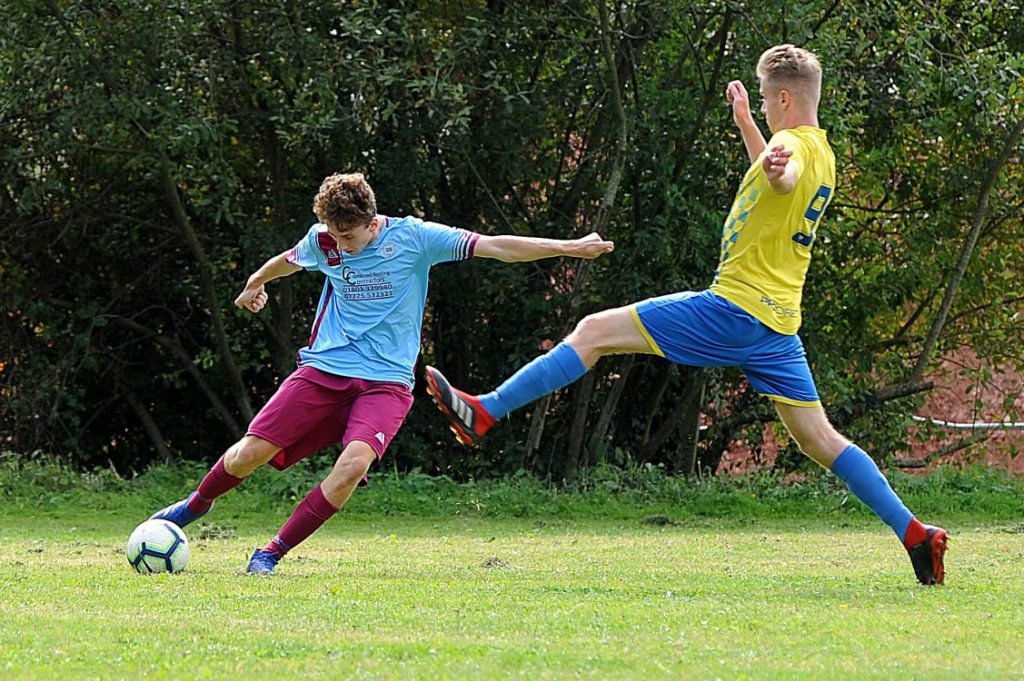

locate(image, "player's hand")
(235, 283), (268, 313)
(726, 80), (754, 127)
(762, 144), (793, 182)
(573, 232), (615, 259)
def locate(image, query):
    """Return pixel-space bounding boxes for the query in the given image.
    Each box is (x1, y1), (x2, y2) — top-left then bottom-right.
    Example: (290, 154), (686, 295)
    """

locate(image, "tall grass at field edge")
(1, 451), (1022, 523)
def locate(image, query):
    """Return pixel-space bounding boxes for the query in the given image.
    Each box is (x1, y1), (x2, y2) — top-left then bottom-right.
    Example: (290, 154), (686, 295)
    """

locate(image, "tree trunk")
(639, 365), (673, 447)
(524, 393), (553, 473)
(893, 432), (990, 468)
(833, 380), (935, 429)
(641, 367), (703, 463)
(563, 370), (596, 483)
(110, 315), (244, 440)
(699, 388), (767, 473)
(124, 391), (174, 465)
(673, 374), (706, 475)
(585, 355), (636, 464)
(528, 1), (636, 465)
(158, 157), (254, 421)
(667, 7), (734, 189)
(264, 119), (296, 377)
(911, 117), (1024, 383)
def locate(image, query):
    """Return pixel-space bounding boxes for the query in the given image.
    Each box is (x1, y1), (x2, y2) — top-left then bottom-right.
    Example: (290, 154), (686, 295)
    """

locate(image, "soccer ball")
(126, 519), (190, 574)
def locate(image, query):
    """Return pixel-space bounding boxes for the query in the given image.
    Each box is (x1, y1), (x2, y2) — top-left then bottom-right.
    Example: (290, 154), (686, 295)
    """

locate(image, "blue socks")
(830, 444), (914, 542)
(479, 342), (588, 420)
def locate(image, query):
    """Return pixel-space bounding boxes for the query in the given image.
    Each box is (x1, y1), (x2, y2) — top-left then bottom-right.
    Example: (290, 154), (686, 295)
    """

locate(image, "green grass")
(2, 508), (1024, 679)
(2, 459), (1023, 679)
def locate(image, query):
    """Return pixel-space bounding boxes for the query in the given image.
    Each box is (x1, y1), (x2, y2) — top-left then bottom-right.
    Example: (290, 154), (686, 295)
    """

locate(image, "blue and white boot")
(149, 492), (212, 529)
(246, 549), (281, 575)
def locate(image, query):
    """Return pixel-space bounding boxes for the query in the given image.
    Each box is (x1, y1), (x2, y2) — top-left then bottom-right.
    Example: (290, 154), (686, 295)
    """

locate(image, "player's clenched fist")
(235, 284), (268, 313)
(573, 232), (615, 259)
(762, 144), (793, 181)
(725, 80), (753, 127)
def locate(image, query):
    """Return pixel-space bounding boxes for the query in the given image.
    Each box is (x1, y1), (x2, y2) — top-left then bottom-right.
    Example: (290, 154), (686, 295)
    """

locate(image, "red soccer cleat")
(424, 365), (496, 446)
(906, 523), (949, 585)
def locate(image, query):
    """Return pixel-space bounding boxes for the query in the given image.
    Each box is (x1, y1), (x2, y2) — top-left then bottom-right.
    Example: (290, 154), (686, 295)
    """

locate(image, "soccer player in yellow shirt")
(425, 45), (948, 585)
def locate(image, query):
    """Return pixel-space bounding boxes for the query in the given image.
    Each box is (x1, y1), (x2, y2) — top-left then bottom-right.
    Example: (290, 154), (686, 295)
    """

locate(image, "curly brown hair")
(312, 173), (377, 231)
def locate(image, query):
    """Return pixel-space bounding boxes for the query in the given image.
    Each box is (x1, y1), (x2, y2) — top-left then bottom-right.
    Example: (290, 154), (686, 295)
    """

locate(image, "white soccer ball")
(126, 519), (190, 574)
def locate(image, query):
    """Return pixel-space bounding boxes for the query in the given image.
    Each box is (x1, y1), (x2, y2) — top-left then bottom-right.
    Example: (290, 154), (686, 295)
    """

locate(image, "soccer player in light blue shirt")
(149, 172), (614, 575)
(284, 213), (481, 388)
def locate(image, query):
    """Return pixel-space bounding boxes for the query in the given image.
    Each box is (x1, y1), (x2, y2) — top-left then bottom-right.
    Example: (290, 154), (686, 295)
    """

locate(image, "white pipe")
(911, 415), (1024, 430)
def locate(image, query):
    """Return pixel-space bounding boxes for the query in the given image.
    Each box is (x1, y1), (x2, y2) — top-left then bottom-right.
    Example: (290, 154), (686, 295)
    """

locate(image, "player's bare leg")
(247, 441), (376, 575)
(150, 435), (280, 528)
(321, 441), (377, 508)
(775, 402), (948, 585)
(563, 305), (660, 367)
(223, 435), (282, 477)
(772, 403), (848, 468)
(426, 304), (656, 445)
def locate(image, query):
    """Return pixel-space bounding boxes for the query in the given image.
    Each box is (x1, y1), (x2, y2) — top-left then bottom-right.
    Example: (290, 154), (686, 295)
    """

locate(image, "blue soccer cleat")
(246, 549), (281, 575)
(149, 492), (212, 529)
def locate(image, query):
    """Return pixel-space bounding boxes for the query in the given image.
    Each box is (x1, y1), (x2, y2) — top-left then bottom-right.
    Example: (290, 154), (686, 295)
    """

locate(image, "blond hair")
(756, 44), (822, 107)
(312, 173), (377, 231)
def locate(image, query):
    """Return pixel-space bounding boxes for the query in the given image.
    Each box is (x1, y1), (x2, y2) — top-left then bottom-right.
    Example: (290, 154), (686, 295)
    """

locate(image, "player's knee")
(793, 426), (846, 464)
(225, 437), (276, 476)
(565, 314), (597, 344)
(566, 313), (609, 362)
(332, 449), (374, 485)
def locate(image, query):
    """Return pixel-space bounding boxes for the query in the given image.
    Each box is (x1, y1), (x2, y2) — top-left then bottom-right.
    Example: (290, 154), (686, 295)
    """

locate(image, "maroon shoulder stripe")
(308, 281), (334, 348)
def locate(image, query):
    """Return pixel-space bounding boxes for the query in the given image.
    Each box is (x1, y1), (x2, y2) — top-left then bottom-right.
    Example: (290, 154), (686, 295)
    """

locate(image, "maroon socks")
(263, 484), (339, 557)
(186, 458), (340, 559)
(187, 455), (245, 514)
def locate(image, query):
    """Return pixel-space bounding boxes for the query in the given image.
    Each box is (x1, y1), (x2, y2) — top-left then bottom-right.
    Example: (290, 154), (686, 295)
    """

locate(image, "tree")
(2, 0), (1021, 478)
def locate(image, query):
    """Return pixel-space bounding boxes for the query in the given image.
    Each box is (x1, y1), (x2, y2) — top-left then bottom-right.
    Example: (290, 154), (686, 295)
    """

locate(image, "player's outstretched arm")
(234, 251), (302, 313)
(725, 80), (767, 163)
(473, 232), (614, 263)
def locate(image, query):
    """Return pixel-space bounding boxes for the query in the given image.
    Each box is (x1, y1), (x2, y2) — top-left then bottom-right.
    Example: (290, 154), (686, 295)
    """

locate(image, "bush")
(2, 452), (1022, 522)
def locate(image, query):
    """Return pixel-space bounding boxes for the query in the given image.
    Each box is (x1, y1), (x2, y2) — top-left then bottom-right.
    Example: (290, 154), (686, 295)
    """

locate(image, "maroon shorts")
(247, 366), (413, 472)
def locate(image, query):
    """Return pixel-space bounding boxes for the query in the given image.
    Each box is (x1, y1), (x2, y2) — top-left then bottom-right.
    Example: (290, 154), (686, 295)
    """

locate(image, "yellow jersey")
(709, 126), (836, 335)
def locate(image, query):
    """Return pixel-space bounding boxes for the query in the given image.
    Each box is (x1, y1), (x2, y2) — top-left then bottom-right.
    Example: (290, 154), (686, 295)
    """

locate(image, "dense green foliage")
(2, 1), (1022, 477)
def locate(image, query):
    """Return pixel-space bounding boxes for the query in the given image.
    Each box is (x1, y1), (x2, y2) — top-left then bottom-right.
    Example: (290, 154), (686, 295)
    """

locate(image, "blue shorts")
(632, 290), (820, 406)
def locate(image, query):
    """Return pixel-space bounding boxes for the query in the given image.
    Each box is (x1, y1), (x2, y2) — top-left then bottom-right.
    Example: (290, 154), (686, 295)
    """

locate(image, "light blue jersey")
(285, 216), (478, 387)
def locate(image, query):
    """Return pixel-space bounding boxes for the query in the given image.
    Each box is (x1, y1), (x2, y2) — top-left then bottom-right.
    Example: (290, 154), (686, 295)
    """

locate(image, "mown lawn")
(2, 507), (1022, 680)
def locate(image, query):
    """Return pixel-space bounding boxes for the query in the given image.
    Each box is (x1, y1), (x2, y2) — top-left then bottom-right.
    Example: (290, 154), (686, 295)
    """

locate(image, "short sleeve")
(769, 130), (808, 179)
(285, 225), (323, 271)
(417, 219), (480, 265)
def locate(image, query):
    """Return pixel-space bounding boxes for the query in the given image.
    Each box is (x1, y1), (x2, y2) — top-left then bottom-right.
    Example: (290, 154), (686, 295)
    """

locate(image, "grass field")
(2, 499), (1024, 680)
